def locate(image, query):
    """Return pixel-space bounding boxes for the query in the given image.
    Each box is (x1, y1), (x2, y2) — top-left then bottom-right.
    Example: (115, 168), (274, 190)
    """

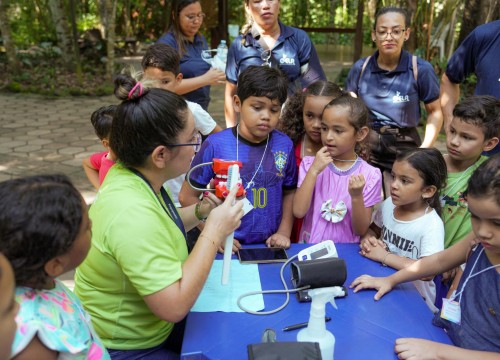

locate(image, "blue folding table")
(181, 244), (452, 359)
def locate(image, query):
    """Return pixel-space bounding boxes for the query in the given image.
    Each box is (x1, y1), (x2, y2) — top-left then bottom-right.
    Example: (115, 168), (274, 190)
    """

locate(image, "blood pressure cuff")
(248, 342), (322, 360)
(291, 258), (347, 289)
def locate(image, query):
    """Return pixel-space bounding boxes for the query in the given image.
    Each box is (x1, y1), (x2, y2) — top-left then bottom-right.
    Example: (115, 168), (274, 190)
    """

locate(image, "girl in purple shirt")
(293, 94), (382, 244)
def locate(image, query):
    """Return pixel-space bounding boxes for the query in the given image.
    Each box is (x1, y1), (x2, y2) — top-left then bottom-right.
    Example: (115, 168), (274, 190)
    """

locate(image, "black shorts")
(368, 126), (421, 172)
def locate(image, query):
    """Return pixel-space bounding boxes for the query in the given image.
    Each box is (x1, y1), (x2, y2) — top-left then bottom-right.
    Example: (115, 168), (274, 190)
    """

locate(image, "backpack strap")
(356, 56), (371, 93)
(412, 55), (418, 81)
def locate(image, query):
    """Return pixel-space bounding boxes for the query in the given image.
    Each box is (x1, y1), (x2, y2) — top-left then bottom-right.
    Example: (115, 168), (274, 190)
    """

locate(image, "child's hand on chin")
(310, 147), (333, 176)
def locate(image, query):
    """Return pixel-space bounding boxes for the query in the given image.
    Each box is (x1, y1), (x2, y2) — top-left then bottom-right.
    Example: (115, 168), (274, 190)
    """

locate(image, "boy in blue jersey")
(179, 66), (297, 251)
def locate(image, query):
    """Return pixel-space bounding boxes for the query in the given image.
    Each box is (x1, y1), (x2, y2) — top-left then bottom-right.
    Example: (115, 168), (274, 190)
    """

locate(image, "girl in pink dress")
(293, 94), (382, 244)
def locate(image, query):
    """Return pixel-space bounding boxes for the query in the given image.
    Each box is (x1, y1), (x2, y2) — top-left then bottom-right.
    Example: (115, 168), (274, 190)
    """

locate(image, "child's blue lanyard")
(131, 168), (187, 242)
(452, 247), (500, 303)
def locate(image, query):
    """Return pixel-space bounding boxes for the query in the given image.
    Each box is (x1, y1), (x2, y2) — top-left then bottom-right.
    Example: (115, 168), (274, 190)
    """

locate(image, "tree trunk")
(105, 0), (118, 80)
(0, 0), (21, 73)
(353, 0), (364, 63)
(457, 0), (481, 45)
(405, 0), (418, 53)
(47, 0), (76, 71)
(68, 0), (82, 81)
(481, 0), (500, 22)
(123, 0), (132, 38)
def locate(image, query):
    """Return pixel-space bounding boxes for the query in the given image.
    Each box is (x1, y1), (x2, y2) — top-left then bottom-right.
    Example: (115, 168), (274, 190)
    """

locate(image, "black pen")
(282, 317), (332, 332)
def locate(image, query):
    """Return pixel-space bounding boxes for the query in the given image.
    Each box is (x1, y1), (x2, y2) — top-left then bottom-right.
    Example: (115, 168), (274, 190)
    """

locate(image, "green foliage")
(78, 13), (100, 32)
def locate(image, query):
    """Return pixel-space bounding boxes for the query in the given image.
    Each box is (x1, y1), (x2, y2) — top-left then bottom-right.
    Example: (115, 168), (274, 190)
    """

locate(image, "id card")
(241, 197), (253, 216)
(440, 298), (461, 324)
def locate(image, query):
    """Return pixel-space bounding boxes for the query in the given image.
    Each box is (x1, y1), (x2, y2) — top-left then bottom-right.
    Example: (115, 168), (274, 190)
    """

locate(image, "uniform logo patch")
(392, 91), (410, 103)
(274, 151), (287, 176)
(279, 54), (295, 66)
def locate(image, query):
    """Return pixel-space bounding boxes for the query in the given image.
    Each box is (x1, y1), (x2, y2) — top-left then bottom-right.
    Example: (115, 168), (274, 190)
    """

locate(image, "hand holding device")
(222, 164), (241, 285)
(212, 159), (245, 199)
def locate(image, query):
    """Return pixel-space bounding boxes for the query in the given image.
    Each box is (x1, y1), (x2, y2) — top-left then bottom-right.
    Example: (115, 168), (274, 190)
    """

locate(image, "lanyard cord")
(441, 164), (475, 200)
(130, 168), (187, 240)
(452, 247), (500, 303)
(236, 125), (269, 190)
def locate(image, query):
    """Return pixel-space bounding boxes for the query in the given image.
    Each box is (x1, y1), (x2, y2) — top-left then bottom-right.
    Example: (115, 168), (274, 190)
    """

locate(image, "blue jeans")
(108, 319), (185, 360)
(108, 344), (179, 360)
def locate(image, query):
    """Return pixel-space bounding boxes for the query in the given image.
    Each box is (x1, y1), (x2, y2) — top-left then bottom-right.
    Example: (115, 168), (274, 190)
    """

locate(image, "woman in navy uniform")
(346, 7), (443, 196)
(158, 0), (226, 110)
(224, 0), (326, 127)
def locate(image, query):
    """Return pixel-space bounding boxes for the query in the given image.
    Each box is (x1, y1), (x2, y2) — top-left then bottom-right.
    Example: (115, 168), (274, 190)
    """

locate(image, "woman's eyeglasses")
(375, 28), (406, 40)
(166, 132), (202, 153)
(185, 12), (206, 23)
(261, 49), (271, 67)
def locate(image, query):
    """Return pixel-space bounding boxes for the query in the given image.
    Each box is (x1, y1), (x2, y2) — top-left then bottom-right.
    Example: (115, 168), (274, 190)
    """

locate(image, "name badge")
(441, 298), (461, 325)
(241, 197), (254, 216)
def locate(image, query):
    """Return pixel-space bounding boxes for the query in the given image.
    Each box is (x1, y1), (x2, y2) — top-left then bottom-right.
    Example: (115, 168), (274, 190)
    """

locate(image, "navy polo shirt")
(445, 20), (500, 98)
(157, 32), (212, 110)
(346, 50), (440, 128)
(226, 22), (326, 95)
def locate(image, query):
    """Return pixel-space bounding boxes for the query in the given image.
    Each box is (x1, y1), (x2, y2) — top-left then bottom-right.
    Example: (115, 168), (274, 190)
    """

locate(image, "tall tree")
(104, 0), (118, 80)
(0, 0), (20, 73)
(458, 0), (499, 45)
(47, 0), (77, 71)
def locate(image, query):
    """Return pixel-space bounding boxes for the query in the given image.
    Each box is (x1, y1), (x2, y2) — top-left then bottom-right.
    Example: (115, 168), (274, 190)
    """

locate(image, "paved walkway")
(0, 69), (226, 204)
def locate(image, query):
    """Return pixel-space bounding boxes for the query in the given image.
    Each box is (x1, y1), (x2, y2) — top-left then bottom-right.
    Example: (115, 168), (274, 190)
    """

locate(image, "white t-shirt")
(374, 197), (444, 312)
(165, 101), (217, 206)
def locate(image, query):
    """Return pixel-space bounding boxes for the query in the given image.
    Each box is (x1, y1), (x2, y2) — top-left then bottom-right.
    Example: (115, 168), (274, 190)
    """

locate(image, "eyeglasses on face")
(375, 28), (406, 40)
(166, 132), (202, 152)
(184, 12), (206, 23)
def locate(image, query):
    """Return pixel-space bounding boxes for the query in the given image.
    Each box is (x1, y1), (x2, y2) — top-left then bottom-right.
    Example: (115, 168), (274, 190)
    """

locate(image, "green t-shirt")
(441, 156), (487, 248)
(74, 164), (188, 350)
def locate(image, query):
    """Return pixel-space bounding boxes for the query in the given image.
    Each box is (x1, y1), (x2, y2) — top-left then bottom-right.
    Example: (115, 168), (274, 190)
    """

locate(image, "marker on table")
(282, 317), (332, 332)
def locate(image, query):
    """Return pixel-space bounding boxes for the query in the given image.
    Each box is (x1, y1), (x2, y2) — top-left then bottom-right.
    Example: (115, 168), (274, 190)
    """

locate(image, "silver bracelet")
(382, 251), (392, 267)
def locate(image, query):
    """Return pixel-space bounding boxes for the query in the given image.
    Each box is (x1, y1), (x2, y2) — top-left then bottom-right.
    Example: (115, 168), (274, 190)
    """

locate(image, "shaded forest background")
(0, 0), (498, 96)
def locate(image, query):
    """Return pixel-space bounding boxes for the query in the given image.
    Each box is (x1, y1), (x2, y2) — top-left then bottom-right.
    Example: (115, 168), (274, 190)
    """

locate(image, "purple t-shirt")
(298, 157), (382, 244)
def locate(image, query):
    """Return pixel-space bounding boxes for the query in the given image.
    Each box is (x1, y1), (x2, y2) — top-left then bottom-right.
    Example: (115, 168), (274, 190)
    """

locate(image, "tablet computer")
(237, 248), (288, 264)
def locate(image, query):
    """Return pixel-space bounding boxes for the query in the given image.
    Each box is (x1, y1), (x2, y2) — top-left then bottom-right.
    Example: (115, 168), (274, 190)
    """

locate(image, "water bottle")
(213, 40), (228, 71)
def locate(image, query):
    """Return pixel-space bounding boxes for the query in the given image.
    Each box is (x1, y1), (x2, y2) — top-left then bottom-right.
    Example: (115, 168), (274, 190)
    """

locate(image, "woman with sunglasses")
(74, 74), (244, 359)
(224, 0), (327, 127)
(345, 6), (443, 197)
(157, 0), (225, 110)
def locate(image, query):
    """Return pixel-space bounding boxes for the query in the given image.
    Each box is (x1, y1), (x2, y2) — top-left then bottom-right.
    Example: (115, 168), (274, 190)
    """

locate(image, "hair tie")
(128, 81), (143, 100)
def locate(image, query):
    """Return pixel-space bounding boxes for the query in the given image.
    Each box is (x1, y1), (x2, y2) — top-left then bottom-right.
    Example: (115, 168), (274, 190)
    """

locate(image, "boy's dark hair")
(374, 7), (410, 29)
(278, 81), (342, 143)
(0, 174), (83, 289)
(453, 95), (500, 140)
(396, 148), (448, 216)
(467, 154), (500, 206)
(236, 65), (288, 105)
(91, 105), (117, 140)
(141, 43), (180, 75)
(112, 73), (188, 168)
